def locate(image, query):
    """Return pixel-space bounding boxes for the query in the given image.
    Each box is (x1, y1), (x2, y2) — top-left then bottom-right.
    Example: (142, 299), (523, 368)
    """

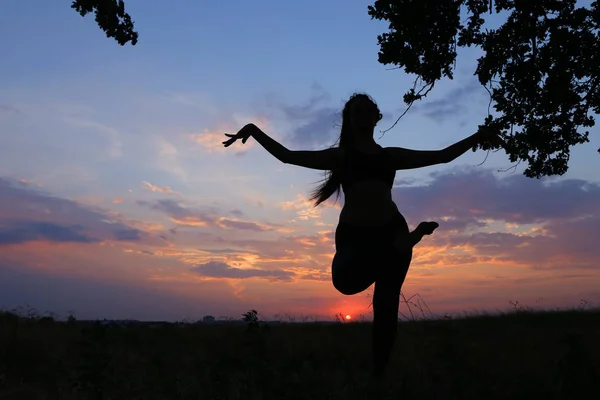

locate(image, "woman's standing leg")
(371, 247), (412, 378)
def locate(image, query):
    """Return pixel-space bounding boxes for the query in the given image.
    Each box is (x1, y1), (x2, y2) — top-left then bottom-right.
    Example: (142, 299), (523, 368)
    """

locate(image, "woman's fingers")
(223, 127), (252, 147)
(222, 137), (236, 147)
(223, 133), (239, 147)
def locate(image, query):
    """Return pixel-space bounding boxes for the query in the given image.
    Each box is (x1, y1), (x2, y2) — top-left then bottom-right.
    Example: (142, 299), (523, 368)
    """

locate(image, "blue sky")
(0, 0), (598, 321)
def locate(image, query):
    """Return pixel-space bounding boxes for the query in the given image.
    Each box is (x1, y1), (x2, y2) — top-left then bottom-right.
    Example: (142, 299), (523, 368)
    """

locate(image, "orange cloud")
(4, 169), (600, 320)
(170, 216), (208, 227)
(190, 129), (235, 154)
(17, 179), (44, 188)
(189, 115), (269, 154)
(280, 193), (321, 221)
(143, 181), (178, 195)
(215, 217), (275, 232)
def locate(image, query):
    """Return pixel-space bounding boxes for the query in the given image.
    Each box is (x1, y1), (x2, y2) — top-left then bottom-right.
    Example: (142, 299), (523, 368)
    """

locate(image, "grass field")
(1, 306), (599, 399)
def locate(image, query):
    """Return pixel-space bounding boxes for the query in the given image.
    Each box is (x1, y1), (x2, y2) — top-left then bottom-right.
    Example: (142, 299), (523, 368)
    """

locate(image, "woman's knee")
(332, 277), (361, 295)
(331, 252), (372, 295)
(333, 275), (372, 295)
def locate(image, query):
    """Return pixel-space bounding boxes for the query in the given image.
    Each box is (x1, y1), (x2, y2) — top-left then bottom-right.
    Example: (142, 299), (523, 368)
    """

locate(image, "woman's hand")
(223, 123), (258, 148)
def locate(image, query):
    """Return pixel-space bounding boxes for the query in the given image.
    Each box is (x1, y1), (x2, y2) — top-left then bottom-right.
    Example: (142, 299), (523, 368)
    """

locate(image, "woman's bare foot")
(393, 221), (439, 252)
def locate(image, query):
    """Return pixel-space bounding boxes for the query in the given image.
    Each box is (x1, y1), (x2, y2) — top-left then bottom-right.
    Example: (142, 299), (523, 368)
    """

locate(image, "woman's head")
(309, 93), (382, 207)
(341, 93), (383, 140)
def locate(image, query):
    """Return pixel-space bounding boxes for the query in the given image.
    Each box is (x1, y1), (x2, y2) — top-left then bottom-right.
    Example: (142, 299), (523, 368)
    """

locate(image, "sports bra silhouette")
(340, 145), (396, 188)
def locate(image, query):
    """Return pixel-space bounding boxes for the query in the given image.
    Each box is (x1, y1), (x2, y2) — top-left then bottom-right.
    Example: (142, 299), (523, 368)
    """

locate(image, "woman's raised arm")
(386, 128), (502, 170)
(225, 123), (342, 171)
(282, 148), (342, 170)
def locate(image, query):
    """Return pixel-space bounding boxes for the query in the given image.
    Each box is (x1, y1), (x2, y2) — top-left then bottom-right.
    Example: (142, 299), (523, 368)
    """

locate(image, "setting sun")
(345, 314), (351, 320)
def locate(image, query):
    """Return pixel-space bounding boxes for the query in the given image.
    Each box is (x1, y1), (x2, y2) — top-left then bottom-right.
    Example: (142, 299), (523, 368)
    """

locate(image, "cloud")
(188, 115), (268, 154)
(139, 199), (217, 227)
(279, 82), (332, 120)
(3, 164), (600, 320)
(280, 193), (322, 220)
(191, 261), (295, 282)
(139, 199), (279, 232)
(267, 84), (411, 150)
(265, 84), (341, 149)
(163, 92), (220, 115)
(0, 261), (239, 321)
(433, 214), (600, 270)
(215, 230), (335, 271)
(286, 107), (340, 149)
(0, 104), (21, 114)
(156, 138), (187, 182)
(415, 80), (482, 123)
(391, 168), (600, 270)
(392, 168), (600, 225)
(142, 181), (178, 195)
(63, 117), (123, 158)
(113, 228), (142, 241)
(158, 226), (335, 283)
(216, 219), (273, 232)
(230, 209), (244, 217)
(190, 129), (225, 153)
(0, 177), (146, 245)
(0, 221), (98, 245)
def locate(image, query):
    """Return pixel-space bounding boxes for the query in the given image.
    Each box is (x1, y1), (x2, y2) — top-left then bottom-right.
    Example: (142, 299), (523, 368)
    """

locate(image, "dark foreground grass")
(1, 309), (599, 399)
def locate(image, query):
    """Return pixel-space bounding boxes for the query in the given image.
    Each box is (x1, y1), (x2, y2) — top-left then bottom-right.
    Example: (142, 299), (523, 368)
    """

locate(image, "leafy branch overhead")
(71, 0), (138, 46)
(368, 0), (600, 178)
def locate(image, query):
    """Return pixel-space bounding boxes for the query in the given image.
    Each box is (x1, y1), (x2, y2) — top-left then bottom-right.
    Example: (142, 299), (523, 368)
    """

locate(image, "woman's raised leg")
(331, 248), (375, 295)
(393, 221), (439, 252)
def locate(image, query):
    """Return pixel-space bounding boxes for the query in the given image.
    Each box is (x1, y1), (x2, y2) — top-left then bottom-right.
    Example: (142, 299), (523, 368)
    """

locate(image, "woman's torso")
(337, 145), (400, 226)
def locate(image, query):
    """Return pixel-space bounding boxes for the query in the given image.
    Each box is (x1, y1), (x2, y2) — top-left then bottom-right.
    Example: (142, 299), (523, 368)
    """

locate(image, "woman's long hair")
(309, 93), (382, 207)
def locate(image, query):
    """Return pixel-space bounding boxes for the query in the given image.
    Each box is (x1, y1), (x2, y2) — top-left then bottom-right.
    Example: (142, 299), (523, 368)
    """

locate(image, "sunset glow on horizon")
(1, 1), (599, 322)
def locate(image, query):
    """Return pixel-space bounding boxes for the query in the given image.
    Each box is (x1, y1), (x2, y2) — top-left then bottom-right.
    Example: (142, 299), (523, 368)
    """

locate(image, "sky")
(1, 0), (599, 321)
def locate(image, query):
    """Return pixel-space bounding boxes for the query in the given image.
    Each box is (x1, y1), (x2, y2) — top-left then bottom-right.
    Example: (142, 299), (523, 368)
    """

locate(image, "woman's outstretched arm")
(386, 128), (502, 170)
(229, 123), (341, 171)
(247, 124), (290, 162)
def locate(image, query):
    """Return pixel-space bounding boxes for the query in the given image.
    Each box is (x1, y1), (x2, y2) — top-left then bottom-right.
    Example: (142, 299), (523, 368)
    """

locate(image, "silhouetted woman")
(223, 93), (502, 378)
